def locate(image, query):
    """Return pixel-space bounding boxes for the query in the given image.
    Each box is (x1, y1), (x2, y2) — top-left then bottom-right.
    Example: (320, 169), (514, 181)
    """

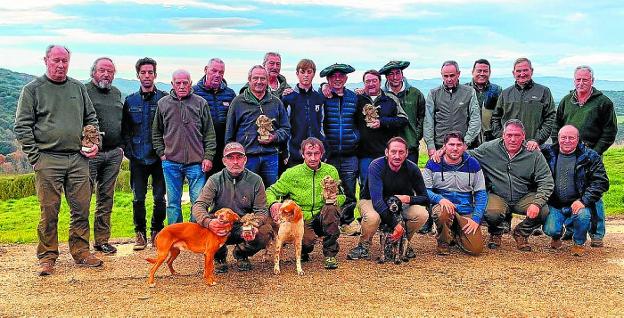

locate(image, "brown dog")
(273, 200), (305, 275)
(146, 208), (240, 287)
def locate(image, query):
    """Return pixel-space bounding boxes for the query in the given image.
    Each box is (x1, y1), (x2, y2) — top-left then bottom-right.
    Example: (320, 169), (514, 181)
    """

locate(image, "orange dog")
(146, 208), (240, 287)
(274, 200), (305, 275)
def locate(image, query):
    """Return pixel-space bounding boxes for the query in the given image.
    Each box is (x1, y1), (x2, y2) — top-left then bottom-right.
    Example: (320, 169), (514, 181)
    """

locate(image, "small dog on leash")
(378, 196), (409, 264)
(146, 208), (240, 287)
(273, 200), (305, 275)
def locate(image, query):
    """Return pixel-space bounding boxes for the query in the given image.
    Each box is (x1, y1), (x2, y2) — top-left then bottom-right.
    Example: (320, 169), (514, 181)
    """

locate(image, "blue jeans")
(327, 155), (358, 224)
(245, 153), (278, 187)
(544, 206), (591, 245)
(590, 199), (606, 240)
(358, 156), (374, 188)
(162, 160), (206, 225)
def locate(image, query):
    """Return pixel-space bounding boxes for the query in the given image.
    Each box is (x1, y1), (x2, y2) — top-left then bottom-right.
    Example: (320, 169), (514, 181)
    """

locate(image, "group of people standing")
(15, 44), (617, 276)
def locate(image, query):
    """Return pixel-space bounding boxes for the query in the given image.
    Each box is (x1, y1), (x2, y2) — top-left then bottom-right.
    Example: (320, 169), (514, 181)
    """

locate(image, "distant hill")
(0, 67), (623, 154)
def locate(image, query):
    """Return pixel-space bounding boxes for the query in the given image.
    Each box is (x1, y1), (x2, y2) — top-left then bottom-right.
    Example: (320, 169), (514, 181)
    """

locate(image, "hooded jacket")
(555, 88), (617, 155)
(225, 88), (290, 156)
(152, 88), (216, 164)
(385, 79), (426, 152)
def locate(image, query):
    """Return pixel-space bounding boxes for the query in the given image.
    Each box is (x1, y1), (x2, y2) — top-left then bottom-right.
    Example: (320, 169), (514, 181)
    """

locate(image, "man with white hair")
(152, 69), (217, 224)
(85, 57), (124, 254)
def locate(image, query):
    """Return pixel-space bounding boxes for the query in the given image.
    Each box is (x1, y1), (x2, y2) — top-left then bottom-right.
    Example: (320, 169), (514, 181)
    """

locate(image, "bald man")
(152, 69), (217, 224)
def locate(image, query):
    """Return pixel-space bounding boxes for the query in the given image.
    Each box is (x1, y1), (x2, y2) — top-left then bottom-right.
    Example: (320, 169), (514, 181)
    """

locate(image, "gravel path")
(1, 218), (623, 317)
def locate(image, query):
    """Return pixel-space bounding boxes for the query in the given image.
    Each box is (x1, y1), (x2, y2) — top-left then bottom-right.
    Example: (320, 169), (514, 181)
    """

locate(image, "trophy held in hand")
(81, 125), (102, 153)
(362, 104), (380, 128)
(321, 175), (341, 205)
(256, 114), (274, 142)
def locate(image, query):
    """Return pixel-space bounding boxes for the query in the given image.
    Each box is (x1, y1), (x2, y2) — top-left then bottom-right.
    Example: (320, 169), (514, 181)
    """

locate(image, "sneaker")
(214, 259), (228, 273)
(346, 244), (371, 260)
(324, 257), (338, 270)
(39, 261), (55, 276)
(76, 254), (103, 267)
(235, 257), (252, 272)
(436, 242), (450, 255)
(562, 229), (573, 241)
(501, 221), (511, 234)
(134, 232), (147, 251)
(571, 244), (586, 256)
(406, 246), (416, 259)
(512, 230), (531, 252)
(590, 239), (604, 248)
(340, 221), (361, 236)
(94, 243), (117, 254)
(550, 238), (562, 250)
(301, 253), (311, 262)
(532, 228), (544, 236)
(487, 234), (502, 249)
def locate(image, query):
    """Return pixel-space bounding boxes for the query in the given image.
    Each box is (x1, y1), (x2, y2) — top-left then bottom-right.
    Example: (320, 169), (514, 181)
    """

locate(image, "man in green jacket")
(86, 57), (124, 255)
(266, 137), (345, 270)
(379, 60), (426, 164)
(192, 142), (272, 272)
(468, 119), (554, 251)
(491, 57), (556, 151)
(554, 65), (617, 247)
(14, 45), (103, 275)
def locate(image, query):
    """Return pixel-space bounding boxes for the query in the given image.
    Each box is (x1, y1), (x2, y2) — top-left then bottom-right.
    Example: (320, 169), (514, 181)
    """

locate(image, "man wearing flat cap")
(379, 61), (426, 163)
(319, 63), (359, 227)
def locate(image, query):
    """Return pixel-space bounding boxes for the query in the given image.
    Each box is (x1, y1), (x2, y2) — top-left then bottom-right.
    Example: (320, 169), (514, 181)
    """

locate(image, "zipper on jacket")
(338, 98), (343, 155)
(311, 169), (317, 217)
(506, 160), (513, 203)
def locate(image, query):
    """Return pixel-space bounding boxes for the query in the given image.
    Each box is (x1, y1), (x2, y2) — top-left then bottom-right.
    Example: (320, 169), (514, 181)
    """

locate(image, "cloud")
(558, 53), (624, 66)
(170, 17), (261, 30)
(565, 12), (587, 22)
(0, 11), (75, 25)
(7, 0), (254, 11)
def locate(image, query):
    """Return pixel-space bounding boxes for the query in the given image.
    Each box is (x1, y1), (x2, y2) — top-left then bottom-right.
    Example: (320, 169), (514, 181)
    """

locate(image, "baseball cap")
(223, 142), (246, 157)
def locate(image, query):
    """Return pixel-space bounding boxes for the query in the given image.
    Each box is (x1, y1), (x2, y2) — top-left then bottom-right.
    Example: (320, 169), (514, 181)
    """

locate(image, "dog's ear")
(292, 204), (303, 223)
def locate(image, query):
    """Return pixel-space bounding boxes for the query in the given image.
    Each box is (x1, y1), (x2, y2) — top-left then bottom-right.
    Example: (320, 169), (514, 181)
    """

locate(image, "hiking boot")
(134, 232), (147, 251)
(550, 238), (562, 250)
(436, 242), (450, 255)
(214, 259), (228, 273)
(340, 221), (361, 236)
(94, 243), (117, 254)
(406, 246), (416, 259)
(512, 230), (531, 252)
(301, 253), (311, 262)
(590, 238), (604, 248)
(487, 234), (502, 249)
(501, 221), (511, 234)
(235, 257), (252, 272)
(346, 244), (371, 260)
(39, 261), (54, 276)
(571, 244), (586, 256)
(324, 257), (338, 270)
(76, 254), (103, 267)
(418, 219), (435, 235)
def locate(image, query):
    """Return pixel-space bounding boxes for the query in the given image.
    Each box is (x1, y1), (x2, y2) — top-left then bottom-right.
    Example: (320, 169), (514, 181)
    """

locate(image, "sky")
(1, 0), (623, 85)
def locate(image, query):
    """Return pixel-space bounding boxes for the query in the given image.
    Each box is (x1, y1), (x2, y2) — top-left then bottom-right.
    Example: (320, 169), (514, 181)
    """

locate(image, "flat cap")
(320, 63), (355, 78)
(378, 60), (410, 75)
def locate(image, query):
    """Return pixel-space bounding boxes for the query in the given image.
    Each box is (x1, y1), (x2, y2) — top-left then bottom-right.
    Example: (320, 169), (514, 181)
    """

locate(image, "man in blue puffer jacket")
(193, 58), (236, 174)
(319, 63), (359, 225)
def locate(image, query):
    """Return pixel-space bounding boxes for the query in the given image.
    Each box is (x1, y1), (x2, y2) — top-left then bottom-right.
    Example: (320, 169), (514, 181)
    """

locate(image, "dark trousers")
(215, 215), (274, 261)
(484, 193), (549, 237)
(326, 155), (358, 225)
(89, 148), (123, 245)
(129, 159), (166, 235)
(302, 204), (340, 257)
(35, 153), (92, 263)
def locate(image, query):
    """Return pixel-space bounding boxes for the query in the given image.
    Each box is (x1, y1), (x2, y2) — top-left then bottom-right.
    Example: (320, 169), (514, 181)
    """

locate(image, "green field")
(0, 149), (623, 244)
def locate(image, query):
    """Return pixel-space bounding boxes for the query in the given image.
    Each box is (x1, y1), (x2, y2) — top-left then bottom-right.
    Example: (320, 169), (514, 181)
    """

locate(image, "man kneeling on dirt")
(542, 125), (609, 256)
(266, 137), (345, 270)
(192, 142), (273, 272)
(423, 131), (487, 255)
(347, 137), (429, 260)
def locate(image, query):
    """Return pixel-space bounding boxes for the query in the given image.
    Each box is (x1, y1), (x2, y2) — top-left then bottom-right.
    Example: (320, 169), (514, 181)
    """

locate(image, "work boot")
(436, 242), (450, 255)
(150, 230), (159, 247)
(532, 228), (544, 236)
(550, 238), (562, 250)
(39, 261), (55, 276)
(76, 254), (103, 267)
(512, 230), (531, 252)
(134, 232), (147, 251)
(487, 234), (502, 249)
(94, 243), (117, 254)
(214, 259), (228, 273)
(346, 244), (371, 260)
(418, 217), (435, 235)
(571, 244), (586, 256)
(236, 257), (252, 272)
(324, 257), (338, 270)
(590, 238), (604, 248)
(406, 246), (416, 259)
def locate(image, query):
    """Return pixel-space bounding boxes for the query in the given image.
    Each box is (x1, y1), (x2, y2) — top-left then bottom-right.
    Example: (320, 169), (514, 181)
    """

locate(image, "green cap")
(320, 63), (355, 78)
(378, 60), (410, 75)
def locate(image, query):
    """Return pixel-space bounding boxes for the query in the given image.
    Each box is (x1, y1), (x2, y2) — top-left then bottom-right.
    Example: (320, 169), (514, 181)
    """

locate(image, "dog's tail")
(145, 257), (157, 264)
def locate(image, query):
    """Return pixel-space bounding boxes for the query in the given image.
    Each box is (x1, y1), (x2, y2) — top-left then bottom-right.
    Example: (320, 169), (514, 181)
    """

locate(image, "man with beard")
(85, 57), (124, 254)
(122, 57), (168, 249)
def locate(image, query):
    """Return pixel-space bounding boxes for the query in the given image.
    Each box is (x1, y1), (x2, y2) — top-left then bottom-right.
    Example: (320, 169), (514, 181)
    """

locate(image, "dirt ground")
(1, 218), (623, 317)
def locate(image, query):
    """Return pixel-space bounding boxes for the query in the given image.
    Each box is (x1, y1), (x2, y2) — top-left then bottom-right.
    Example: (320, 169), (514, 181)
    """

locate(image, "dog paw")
(273, 268), (281, 275)
(297, 270), (305, 276)
(148, 283), (156, 288)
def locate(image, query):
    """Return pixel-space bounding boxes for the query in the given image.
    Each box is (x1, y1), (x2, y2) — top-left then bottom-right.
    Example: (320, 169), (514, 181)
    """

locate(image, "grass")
(0, 149), (623, 244)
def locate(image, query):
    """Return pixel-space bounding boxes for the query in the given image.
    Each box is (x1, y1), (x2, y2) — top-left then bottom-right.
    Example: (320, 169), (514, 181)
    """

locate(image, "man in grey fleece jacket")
(467, 119), (554, 251)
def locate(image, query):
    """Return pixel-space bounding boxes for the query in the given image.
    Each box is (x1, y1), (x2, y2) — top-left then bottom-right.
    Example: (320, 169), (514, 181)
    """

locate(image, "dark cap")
(223, 142), (245, 157)
(319, 63), (355, 78)
(378, 60), (410, 75)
